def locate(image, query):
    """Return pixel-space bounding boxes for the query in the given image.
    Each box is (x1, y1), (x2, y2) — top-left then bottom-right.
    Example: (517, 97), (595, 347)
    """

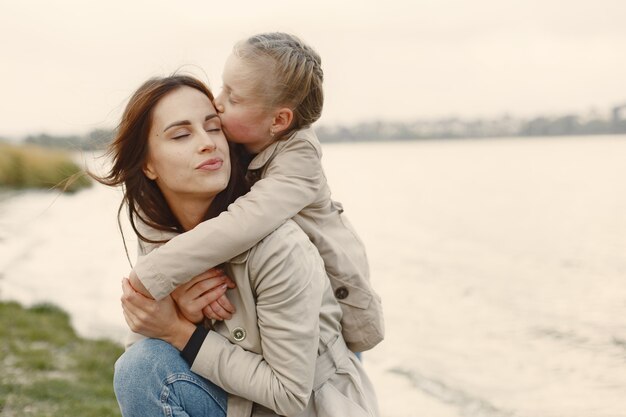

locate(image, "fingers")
(121, 278), (140, 309)
(122, 278), (151, 309)
(121, 283), (144, 333)
(203, 294), (235, 321)
(193, 267), (229, 284)
(121, 278), (158, 325)
(183, 284), (228, 321)
(173, 269), (235, 301)
(189, 276), (230, 299)
(172, 267), (225, 296)
(202, 304), (221, 321)
(215, 294), (235, 315)
(128, 270), (152, 298)
(122, 306), (141, 333)
(164, 267), (238, 322)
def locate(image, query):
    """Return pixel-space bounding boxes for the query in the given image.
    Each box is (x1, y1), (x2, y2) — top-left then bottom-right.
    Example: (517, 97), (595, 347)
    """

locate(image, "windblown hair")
(234, 32), (324, 138)
(92, 75), (248, 251)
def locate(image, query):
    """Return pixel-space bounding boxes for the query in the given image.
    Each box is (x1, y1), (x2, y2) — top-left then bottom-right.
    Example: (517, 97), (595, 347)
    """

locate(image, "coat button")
(335, 286), (349, 300)
(232, 327), (246, 342)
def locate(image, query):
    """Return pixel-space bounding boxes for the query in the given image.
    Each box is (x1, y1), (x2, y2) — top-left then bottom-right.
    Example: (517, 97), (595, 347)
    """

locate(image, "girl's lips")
(196, 158), (223, 170)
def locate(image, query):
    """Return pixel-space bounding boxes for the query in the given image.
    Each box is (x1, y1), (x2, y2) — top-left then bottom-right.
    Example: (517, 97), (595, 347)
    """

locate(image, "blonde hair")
(234, 32), (324, 138)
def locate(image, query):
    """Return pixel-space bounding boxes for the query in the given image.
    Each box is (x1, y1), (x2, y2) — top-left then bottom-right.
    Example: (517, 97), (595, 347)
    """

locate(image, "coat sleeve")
(189, 223), (325, 416)
(133, 138), (324, 300)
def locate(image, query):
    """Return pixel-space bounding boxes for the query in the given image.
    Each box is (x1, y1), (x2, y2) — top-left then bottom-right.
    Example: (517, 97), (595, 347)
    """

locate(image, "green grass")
(0, 143), (91, 192)
(0, 301), (124, 416)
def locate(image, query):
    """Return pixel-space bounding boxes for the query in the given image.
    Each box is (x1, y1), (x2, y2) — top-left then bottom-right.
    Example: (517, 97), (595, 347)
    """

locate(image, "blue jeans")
(114, 338), (227, 417)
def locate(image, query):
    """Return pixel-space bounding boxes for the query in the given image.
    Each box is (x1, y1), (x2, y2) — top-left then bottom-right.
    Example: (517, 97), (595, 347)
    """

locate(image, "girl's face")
(214, 53), (276, 153)
(143, 86), (231, 207)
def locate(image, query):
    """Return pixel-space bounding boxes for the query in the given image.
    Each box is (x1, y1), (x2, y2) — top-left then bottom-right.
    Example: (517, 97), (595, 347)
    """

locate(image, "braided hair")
(234, 32), (324, 138)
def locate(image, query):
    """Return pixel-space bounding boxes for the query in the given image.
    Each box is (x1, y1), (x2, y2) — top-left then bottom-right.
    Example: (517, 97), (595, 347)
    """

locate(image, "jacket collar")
(247, 127), (321, 170)
(248, 138), (283, 170)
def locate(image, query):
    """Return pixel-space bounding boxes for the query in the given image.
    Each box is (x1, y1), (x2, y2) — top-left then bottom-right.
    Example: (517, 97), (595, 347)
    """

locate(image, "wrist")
(168, 321), (197, 351)
(181, 324), (211, 365)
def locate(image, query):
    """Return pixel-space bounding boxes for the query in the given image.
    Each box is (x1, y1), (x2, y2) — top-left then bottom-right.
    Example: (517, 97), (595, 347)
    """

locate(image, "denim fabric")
(114, 338), (227, 417)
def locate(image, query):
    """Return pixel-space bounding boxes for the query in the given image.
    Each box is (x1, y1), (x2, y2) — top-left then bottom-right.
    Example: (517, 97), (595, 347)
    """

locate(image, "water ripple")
(389, 367), (517, 417)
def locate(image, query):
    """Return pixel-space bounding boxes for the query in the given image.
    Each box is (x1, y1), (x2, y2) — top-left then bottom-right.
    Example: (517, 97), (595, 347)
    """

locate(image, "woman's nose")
(199, 132), (217, 152)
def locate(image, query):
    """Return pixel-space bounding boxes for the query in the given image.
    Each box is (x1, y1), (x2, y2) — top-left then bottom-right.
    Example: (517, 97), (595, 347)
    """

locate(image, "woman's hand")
(121, 278), (195, 351)
(171, 268), (237, 322)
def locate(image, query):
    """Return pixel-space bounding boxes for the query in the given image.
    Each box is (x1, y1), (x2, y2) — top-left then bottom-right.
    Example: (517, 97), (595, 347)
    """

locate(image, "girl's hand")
(121, 278), (195, 351)
(203, 295), (236, 321)
(128, 269), (153, 298)
(171, 268), (237, 322)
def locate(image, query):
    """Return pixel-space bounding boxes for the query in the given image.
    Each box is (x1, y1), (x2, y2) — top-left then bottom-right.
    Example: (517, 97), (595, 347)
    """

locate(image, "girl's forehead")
(223, 55), (242, 79)
(223, 54), (259, 92)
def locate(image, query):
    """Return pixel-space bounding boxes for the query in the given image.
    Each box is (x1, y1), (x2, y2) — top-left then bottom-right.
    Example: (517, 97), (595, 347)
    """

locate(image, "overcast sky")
(2, 0), (625, 137)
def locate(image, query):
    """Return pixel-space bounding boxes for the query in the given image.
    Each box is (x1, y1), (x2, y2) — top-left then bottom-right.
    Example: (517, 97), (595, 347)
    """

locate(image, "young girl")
(130, 32), (383, 353)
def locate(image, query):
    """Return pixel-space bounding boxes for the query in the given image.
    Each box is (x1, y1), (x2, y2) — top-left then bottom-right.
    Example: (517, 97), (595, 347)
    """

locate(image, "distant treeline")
(15, 128), (116, 150)
(3, 105), (626, 148)
(316, 110), (626, 143)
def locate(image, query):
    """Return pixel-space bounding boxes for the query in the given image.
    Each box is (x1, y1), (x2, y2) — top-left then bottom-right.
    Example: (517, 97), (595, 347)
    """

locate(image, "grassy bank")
(0, 301), (123, 416)
(0, 143), (91, 192)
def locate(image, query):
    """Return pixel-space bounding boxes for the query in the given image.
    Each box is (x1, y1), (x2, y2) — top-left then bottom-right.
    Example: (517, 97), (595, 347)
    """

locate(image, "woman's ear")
(143, 161), (158, 180)
(271, 108), (294, 135)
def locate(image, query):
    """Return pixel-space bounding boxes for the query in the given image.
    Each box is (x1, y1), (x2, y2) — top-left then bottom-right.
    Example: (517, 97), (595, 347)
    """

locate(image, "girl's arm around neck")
(190, 221), (325, 416)
(134, 136), (325, 300)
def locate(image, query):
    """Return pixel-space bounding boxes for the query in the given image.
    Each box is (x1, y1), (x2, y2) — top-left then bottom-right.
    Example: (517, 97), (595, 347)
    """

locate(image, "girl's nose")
(214, 92), (225, 113)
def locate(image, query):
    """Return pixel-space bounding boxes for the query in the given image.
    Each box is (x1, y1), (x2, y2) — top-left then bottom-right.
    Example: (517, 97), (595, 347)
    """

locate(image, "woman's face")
(143, 86), (231, 206)
(214, 53), (275, 153)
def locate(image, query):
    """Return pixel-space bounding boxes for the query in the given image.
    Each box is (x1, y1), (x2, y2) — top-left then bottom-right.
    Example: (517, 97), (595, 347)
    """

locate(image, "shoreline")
(0, 143), (92, 193)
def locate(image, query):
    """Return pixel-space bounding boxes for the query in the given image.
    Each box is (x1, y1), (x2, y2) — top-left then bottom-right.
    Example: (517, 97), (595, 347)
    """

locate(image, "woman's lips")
(196, 157), (223, 171)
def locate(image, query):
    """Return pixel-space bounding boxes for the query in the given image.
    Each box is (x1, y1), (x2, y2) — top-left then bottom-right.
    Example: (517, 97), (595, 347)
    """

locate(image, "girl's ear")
(271, 108), (294, 134)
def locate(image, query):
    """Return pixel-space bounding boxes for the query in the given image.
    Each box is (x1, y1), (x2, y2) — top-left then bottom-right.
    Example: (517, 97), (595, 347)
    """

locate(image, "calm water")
(1, 135), (626, 417)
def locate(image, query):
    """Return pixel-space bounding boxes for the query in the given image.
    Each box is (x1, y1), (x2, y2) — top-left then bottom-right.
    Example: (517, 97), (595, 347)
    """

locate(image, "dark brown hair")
(93, 75), (248, 250)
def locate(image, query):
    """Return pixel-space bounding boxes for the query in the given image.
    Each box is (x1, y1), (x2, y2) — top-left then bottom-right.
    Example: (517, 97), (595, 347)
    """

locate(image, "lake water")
(1, 135), (626, 417)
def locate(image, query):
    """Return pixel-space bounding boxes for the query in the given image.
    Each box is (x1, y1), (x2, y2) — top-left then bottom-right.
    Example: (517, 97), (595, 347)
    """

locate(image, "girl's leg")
(114, 338), (227, 417)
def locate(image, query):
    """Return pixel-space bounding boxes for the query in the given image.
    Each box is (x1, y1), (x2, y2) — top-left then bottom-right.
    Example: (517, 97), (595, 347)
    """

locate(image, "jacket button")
(232, 327), (246, 342)
(335, 286), (349, 300)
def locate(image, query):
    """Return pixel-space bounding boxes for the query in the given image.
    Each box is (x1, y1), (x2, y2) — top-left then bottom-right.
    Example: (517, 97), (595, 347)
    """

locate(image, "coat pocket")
(313, 379), (373, 417)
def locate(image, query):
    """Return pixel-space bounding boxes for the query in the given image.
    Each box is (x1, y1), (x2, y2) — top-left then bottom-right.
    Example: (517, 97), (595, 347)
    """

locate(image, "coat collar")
(248, 138), (282, 170)
(247, 127), (321, 171)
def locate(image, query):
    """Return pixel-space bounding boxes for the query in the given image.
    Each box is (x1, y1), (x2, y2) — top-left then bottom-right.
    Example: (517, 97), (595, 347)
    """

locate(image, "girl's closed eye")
(227, 91), (241, 105)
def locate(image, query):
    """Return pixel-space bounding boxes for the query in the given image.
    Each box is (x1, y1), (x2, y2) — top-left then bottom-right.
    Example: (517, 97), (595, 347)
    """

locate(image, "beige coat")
(134, 127), (384, 352)
(192, 221), (379, 417)
(132, 221), (380, 417)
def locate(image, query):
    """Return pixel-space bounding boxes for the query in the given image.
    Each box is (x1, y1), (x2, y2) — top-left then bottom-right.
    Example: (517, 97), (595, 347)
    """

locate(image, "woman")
(100, 75), (380, 417)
